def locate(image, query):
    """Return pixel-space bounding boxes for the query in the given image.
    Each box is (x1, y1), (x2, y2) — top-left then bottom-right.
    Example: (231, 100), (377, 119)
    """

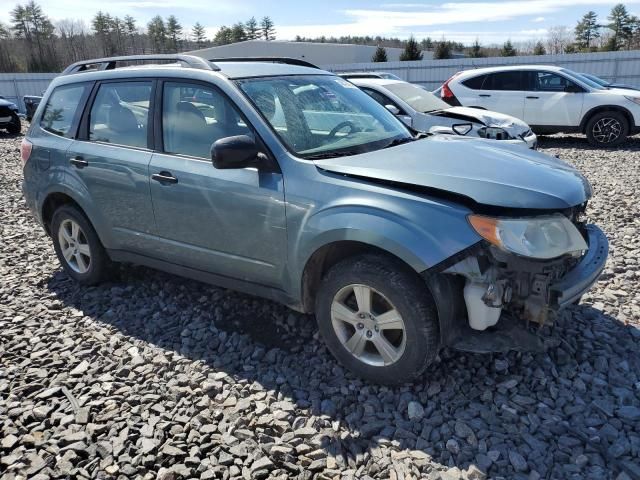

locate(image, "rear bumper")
(550, 225), (608, 308)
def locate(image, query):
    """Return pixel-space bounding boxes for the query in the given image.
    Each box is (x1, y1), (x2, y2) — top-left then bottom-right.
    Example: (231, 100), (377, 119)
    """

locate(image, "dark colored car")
(0, 97), (21, 134)
(23, 95), (43, 121)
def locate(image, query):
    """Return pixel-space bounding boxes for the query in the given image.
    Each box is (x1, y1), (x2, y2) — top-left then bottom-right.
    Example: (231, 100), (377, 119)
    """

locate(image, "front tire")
(585, 111), (628, 147)
(315, 254), (440, 384)
(51, 205), (111, 285)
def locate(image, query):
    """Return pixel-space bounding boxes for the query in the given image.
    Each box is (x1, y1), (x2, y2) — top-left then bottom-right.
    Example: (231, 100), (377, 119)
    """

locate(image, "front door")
(524, 71), (584, 127)
(148, 80), (286, 287)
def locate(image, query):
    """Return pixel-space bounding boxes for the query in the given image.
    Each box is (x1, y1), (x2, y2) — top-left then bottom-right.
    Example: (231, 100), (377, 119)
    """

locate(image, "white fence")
(322, 49), (640, 90)
(0, 73), (57, 114)
(3, 50), (640, 113)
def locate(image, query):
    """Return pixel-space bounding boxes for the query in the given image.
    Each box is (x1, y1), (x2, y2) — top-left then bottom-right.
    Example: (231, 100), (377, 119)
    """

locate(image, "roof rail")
(61, 54), (220, 75)
(208, 57), (320, 69)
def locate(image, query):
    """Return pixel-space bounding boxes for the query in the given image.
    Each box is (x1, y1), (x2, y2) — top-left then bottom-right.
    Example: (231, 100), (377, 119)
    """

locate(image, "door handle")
(479, 94), (491, 97)
(526, 96), (540, 99)
(69, 156), (88, 168)
(152, 171), (178, 184)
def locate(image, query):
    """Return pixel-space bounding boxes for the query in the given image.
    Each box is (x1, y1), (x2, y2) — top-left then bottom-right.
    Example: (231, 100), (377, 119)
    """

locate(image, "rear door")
(466, 71), (526, 120)
(147, 80), (286, 287)
(66, 80), (157, 253)
(523, 71), (585, 127)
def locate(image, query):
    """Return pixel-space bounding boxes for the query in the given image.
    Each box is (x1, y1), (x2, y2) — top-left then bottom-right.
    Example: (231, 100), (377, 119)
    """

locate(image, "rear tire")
(585, 111), (628, 147)
(315, 254), (440, 384)
(6, 115), (21, 135)
(51, 205), (111, 285)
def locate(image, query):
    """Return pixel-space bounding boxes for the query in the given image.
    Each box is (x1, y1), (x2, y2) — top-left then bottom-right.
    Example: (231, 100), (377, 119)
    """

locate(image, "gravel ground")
(1, 124), (639, 480)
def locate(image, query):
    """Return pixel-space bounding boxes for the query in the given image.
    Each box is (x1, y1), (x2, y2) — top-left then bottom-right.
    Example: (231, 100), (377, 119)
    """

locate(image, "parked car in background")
(441, 65), (640, 146)
(579, 73), (640, 91)
(339, 72), (403, 81)
(24, 94), (43, 121)
(23, 55), (607, 384)
(350, 77), (537, 149)
(0, 96), (21, 134)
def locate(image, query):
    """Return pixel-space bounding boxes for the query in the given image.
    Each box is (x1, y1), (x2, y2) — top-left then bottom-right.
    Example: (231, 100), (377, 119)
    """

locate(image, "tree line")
(0, 1), (277, 72)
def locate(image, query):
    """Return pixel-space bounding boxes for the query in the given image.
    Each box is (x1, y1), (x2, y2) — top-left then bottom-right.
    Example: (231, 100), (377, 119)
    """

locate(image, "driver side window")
(362, 88), (404, 114)
(162, 82), (251, 159)
(535, 72), (575, 92)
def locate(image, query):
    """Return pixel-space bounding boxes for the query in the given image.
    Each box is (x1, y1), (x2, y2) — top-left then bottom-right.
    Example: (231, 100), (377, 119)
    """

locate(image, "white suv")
(441, 65), (640, 147)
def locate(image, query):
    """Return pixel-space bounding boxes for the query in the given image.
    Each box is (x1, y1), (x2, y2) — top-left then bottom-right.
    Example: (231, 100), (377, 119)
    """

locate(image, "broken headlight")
(477, 126), (510, 140)
(468, 214), (587, 259)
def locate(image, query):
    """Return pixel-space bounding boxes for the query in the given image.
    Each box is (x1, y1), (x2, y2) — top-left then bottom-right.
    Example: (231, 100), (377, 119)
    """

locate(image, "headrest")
(108, 105), (138, 133)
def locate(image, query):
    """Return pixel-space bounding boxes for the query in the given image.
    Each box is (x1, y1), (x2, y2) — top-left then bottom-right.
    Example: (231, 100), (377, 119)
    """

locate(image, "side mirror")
(211, 135), (259, 169)
(385, 104), (401, 115)
(564, 84), (583, 93)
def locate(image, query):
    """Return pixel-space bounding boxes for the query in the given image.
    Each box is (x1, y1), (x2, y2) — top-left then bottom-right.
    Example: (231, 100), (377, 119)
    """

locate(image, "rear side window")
(89, 81), (152, 148)
(462, 74), (487, 90)
(40, 84), (88, 138)
(484, 71), (523, 91)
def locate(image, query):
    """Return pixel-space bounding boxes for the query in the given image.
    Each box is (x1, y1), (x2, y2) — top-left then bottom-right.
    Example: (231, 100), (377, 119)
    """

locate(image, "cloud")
(532, 16), (546, 22)
(277, 0), (640, 40)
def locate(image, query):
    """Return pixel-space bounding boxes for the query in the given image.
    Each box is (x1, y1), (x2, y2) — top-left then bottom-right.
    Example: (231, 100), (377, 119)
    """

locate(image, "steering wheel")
(326, 121), (359, 141)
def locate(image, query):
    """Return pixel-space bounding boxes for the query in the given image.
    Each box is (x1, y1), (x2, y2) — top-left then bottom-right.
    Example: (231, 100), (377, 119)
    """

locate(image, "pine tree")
(399, 35), (422, 61)
(501, 39), (517, 56)
(575, 11), (600, 50)
(166, 15), (182, 52)
(147, 15), (167, 53)
(230, 22), (246, 43)
(245, 17), (259, 40)
(533, 41), (546, 55)
(607, 4), (633, 50)
(371, 46), (387, 62)
(214, 26), (232, 45)
(433, 41), (451, 59)
(260, 16), (275, 41)
(469, 39), (484, 58)
(192, 22), (206, 48)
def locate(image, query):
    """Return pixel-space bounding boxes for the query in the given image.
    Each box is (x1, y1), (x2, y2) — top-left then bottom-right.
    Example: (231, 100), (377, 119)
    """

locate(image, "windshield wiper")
(304, 150), (362, 160)
(382, 137), (415, 149)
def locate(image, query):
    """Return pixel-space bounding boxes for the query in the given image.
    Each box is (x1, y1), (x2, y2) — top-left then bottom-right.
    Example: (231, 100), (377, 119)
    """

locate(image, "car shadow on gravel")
(45, 265), (640, 479)
(538, 133), (640, 151)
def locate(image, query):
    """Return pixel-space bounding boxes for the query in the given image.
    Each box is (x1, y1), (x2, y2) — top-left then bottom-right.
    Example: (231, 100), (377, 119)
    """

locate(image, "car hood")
(430, 106), (531, 133)
(315, 135), (591, 210)
(0, 98), (16, 108)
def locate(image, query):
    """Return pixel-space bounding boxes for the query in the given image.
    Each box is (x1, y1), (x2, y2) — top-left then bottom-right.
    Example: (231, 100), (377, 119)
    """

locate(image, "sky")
(2, 0), (640, 45)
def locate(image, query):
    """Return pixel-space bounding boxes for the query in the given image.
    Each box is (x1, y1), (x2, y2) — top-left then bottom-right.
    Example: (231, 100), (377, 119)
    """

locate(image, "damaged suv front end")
(444, 210), (608, 334)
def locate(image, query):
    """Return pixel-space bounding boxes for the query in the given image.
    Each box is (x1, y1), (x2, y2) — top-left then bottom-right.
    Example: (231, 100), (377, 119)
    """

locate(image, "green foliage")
(230, 23), (246, 43)
(166, 15), (183, 53)
(533, 41), (546, 55)
(192, 22), (206, 48)
(433, 41), (451, 59)
(575, 11), (600, 50)
(371, 46), (388, 62)
(147, 15), (167, 53)
(469, 39), (484, 58)
(607, 3), (633, 50)
(245, 17), (259, 40)
(400, 35), (423, 61)
(500, 39), (517, 56)
(260, 16), (275, 41)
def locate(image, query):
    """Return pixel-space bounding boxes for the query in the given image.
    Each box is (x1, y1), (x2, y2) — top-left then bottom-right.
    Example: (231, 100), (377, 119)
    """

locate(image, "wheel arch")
(580, 105), (634, 133)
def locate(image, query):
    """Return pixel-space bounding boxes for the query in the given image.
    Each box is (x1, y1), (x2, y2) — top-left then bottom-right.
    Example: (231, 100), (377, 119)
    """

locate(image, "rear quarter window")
(40, 84), (88, 138)
(462, 74), (487, 90)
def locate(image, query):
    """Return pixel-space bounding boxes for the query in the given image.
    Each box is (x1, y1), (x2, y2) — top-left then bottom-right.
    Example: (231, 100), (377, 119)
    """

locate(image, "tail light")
(21, 138), (32, 167)
(441, 72), (462, 106)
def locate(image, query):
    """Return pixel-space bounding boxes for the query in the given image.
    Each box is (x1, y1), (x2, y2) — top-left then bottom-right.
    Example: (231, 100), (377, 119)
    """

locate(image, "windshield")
(238, 75), (411, 158)
(560, 69), (605, 90)
(384, 82), (450, 113)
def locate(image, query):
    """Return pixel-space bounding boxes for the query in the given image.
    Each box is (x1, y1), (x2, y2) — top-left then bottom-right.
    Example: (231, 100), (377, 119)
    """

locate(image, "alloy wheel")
(58, 219), (91, 274)
(592, 117), (622, 144)
(330, 284), (406, 366)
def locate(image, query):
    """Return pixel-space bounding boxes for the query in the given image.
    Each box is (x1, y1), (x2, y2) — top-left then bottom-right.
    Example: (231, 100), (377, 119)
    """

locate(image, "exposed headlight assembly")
(477, 126), (511, 140)
(468, 214), (587, 259)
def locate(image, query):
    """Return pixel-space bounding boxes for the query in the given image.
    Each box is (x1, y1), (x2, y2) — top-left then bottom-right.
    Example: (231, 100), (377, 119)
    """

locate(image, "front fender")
(289, 201), (482, 298)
